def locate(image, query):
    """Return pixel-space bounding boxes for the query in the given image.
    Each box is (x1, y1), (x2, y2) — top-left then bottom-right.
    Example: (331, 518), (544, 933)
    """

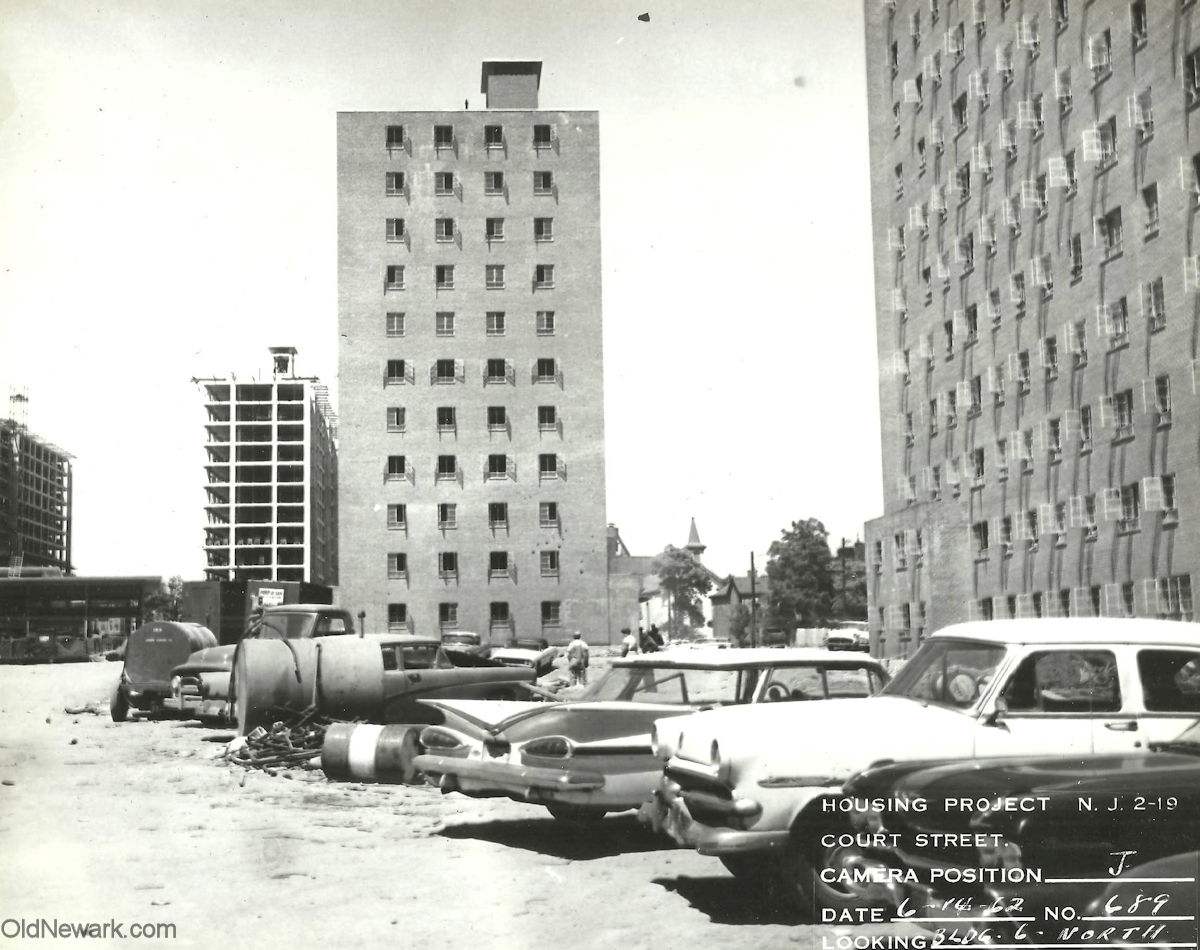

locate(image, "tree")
(145, 575), (184, 621)
(728, 604), (754, 647)
(765, 519), (838, 629)
(651, 545), (714, 635)
(830, 544), (868, 620)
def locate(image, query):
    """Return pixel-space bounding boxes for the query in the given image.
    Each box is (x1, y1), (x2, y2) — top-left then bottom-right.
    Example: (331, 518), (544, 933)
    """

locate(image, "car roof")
(929, 618), (1200, 647)
(262, 603), (344, 612)
(613, 647), (885, 670)
(363, 633), (443, 647)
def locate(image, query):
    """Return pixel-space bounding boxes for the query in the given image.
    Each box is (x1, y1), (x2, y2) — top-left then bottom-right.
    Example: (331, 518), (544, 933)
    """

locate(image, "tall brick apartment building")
(337, 62), (609, 643)
(864, 0), (1199, 656)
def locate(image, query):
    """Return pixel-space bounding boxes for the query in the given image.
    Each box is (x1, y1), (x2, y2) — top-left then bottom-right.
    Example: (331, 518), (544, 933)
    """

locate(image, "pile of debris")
(224, 707), (336, 776)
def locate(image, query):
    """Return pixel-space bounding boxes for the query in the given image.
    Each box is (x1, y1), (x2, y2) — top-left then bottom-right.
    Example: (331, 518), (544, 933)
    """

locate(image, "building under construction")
(0, 393), (73, 575)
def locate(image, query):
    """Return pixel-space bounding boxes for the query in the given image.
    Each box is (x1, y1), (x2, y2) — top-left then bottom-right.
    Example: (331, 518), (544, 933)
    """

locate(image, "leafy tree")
(765, 519), (837, 629)
(145, 574), (184, 621)
(728, 604), (754, 647)
(652, 545), (714, 634)
(830, 546), (868, 620)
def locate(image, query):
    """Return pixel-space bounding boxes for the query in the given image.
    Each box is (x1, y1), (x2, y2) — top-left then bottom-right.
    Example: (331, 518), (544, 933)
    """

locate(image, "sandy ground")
(0, 661), (927, 950)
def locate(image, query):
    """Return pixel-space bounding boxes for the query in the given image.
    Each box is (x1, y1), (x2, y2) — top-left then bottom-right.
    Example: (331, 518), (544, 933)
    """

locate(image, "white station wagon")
(642, 619), (1200, 915)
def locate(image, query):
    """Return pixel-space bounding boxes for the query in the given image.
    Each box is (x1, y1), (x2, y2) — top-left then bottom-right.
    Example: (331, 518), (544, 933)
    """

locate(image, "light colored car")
(644, 619), (1200, 915)
(414, 648), (889, 821)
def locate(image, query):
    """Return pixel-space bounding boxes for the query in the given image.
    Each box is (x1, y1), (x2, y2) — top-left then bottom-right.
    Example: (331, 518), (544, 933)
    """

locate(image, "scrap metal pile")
(224, 707), (339, 775)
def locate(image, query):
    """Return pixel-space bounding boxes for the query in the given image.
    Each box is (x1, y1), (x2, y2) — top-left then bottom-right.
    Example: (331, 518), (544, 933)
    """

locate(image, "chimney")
(480, 61), (543, 109)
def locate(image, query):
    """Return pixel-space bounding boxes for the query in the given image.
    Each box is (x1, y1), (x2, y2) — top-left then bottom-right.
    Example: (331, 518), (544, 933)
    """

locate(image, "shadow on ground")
(653, 875), (807, 926)
(438, 813), (678, 860)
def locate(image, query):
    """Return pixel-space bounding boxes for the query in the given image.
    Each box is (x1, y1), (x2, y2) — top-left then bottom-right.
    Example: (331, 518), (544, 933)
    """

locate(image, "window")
(485, 264), (505, 289)
(541, 601), (561, 629)
(540, 550), (560, 577)
(435, 311), (455, 337)
(952, 93), (968, 134)
(485, 217), (504, 242)
(385, 265), (405, 291)
(387, 504), (407, 530)
(894, 532), (908, 571)
(1001, 651), (1121, 713)
(1080, 406), (1093, 451)
(1096, 207), (1122, 257)
(434, 124), (454, 150)
(435, 265), (454, 290)
(386, 407), (405, 432)
(536, 310), (556, 335)
(533, 124), (553, 149)
(386, 218), (406, 242)
(539, 501), (559, 527)
(1069, 234), (1083, 280)
(1120, 482), (1141, 532)
(1088, 29), (1112, 80)
(534, 217), (554, 242)
(1103, 297), (1129, 347)
(387, 603), (408, 631)
(386, 124), (406, 149)
(1017, 350), (1031, 393)
(484, 124), (503, 149)
(534, 264), (555, 288)
(434, 358), (459, 383)
(889, 41), (899, 78)
(1042, 335), (1059, 379)
(533, 170), (554, 195)
(1085, 117), (1118, 167)
(385, 171), (406, 196)
(488, 502), (508, 529)
(484, 358), (509, 384)
(538, 454), (560, 479)
(1137, 650), (1200, 709)
(917, 137), (927, 175)
(1131, 90), (1153, 141)
(538, 405), (558, 431)
(486, 454), (509, 479)
(1145, 277), (1166, 331)
(438, 602), (458, 628)
(1152, 374), (1172, 425)
(534, 357), (558, 383)
(971, 447), (985, 483)
(387, 552), (408, 579)
(1048, 418), (1063, 460)
(1142, 184), (1159, 235)
(1053, 0), (1068, 31)
(385, 358), (408, 385)
(484, 171), (505, 195)
(1064, 150), (1078, 193)
(437, 551), (458, 578)
(434, 171), (455, 195)
(1010, 271), (1026, 310)
(973, 521), (990, 557)
(487, 405), (508, 431)
(436, 406), (456, 433)
(1130, 1), (1147, 47)
(1113, 388), (1135, 438)
(435, 217), (455, 243)
(486, 311), (505, 336)
(386, 312), (406, 337)
(386, 454), (407, 481)
(489, 551), (510, 579)
(1162, 475), (1179, 525)
(435, 455), (458, 481)
(998, 514), (1013, 551)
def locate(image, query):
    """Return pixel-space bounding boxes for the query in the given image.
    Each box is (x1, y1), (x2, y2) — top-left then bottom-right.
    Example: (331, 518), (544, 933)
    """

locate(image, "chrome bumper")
(414, 753), (606, 799)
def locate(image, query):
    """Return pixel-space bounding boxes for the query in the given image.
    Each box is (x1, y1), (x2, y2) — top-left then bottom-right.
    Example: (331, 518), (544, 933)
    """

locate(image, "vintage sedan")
(836, 716), (1200, 944)
(645, 619), (1200, 915)
(413, 648), (889, 821)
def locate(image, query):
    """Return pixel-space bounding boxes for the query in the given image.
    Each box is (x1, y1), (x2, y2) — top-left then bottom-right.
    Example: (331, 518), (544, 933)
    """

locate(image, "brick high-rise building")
(0, 397), (72, 575)
(337, 61), (609, 643)
(864, 0), (1199, 656)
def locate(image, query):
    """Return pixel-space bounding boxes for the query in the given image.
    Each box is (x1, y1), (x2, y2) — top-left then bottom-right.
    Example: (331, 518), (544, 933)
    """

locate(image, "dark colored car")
(836, 718), (1200, 944)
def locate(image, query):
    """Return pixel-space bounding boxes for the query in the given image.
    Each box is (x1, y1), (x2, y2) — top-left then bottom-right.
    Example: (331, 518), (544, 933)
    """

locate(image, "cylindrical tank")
(233, 638), (386, 735)
(321, 722), (423, 784)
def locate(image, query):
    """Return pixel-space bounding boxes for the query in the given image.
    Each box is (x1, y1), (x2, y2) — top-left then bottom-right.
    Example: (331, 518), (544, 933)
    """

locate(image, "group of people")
(564, 623), (667, 687)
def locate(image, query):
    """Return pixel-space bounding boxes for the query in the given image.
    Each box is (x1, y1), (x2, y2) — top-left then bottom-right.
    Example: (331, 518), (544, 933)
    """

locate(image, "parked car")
(644, 619), (1200, 915)
(488, 638), (559, 677)
(110, 621), (218, 721)
(414, 648), (889, 821)
(837, 715), (1200, 943)
(823, 626), (870, 652)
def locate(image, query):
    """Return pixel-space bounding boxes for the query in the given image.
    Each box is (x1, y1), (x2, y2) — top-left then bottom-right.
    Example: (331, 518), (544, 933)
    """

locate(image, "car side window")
(826, 667), (877, 698)
(1001, 650), (1121, 714)
(763, 667), (825, 701)
(313, 616), (350, 637)
(1137, 650), (1200, 712)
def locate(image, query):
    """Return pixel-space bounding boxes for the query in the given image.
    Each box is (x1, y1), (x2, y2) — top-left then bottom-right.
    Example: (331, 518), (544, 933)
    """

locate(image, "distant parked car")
(488, 638), (559, 677)
(111, 621), (218, 722)
(415, 648), (889, 822)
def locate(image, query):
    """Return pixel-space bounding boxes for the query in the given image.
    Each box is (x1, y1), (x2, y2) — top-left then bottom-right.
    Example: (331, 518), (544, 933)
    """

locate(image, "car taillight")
(523, 736), (573, 758)
(421, 727), (468, 752)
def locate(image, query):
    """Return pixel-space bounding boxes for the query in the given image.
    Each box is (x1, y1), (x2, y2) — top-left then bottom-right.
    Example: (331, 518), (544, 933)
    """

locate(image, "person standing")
(620, 627), (637, 657)
(566, 632), (590, 685)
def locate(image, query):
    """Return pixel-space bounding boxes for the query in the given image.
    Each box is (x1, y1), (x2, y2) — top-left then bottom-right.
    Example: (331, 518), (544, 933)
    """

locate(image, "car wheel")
(777, 821), (886, 920)
(546, 804), (607, 822)
(109, 683), (129, 723)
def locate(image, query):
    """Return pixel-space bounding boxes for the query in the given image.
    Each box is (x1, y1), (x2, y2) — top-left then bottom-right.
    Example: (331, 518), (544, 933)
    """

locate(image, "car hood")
(171, 644), (237, 676)
(423, 698), (695, 745)
(666, 696), (979, 779)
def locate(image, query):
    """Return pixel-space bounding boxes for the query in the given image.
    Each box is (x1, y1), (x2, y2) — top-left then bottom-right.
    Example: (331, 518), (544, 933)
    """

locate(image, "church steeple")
(685, 518), (706, 557)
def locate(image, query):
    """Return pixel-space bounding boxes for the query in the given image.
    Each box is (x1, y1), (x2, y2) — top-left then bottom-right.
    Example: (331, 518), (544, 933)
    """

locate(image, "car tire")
(778, 821), (886, 920)
(546, 805), (607, 822)
(110, 683), (129, 723)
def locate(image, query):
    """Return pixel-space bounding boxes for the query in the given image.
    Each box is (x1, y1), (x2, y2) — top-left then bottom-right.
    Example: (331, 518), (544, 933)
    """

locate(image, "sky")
(0, 0), (881, 582)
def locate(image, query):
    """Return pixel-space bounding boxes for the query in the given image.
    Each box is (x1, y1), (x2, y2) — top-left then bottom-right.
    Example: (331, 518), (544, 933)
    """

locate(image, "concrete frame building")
(1, 405), (72, 575)
(864, 0), (1199, 656)
(337, 61), (608, 644)
(197, 347), (338, 586)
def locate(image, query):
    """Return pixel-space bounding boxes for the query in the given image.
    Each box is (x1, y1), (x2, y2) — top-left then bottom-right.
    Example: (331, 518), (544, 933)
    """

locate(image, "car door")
(974, 648), (1124, 757)
(1126, 646), (1200, 747)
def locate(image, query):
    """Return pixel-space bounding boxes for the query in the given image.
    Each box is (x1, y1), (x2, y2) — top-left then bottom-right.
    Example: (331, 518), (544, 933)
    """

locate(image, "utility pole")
(748, 552), (758, 649)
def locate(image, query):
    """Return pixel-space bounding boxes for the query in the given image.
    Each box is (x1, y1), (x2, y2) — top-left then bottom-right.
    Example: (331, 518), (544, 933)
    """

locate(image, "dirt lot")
(0, 661), (923, 950)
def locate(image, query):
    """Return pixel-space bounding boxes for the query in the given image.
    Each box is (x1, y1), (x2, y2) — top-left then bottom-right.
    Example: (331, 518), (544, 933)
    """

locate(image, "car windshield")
(582, 665), (753, 705)
(252, 613), (316, 640)
(399, 643), (452, 670)
(882, 638), (1007, 710)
